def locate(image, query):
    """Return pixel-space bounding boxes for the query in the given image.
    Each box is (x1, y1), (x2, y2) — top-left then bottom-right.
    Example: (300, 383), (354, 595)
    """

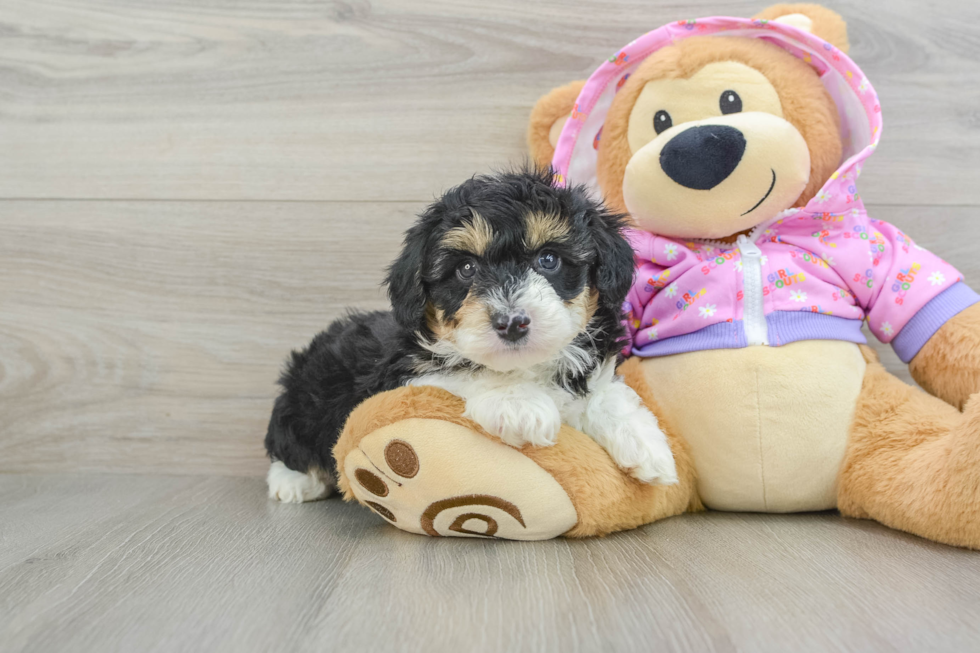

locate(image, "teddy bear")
(332, 3), (980, 548)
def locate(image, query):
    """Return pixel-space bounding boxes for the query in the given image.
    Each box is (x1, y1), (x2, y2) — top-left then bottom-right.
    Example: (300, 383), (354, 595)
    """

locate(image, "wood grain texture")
(1, 0), (980, 203)
(1, 473), (979, 653)
(0, 200), (414, 475)
(3, 2), (980, 650)
(2, 201), (977, 475)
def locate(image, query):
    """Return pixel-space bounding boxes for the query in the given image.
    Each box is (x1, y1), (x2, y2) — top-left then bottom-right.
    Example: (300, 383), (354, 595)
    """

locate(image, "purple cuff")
(892, 282), (980, 363)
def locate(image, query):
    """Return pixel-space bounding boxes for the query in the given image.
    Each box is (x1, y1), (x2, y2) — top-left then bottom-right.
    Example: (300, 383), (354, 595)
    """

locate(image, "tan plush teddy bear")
(333, 4), (980, 548)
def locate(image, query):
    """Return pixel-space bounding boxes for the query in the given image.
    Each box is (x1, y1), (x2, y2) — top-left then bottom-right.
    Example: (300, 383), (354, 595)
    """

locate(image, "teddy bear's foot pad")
(343, 418), (578, 540)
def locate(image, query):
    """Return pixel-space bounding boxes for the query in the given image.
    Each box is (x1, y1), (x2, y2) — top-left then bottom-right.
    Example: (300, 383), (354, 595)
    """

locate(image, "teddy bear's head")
(529, 4), (851, 241)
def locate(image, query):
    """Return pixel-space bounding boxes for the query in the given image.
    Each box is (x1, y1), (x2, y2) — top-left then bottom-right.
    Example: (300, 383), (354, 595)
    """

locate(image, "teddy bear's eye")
(653, 110), (673, 135)
(720, 90), (742, 115)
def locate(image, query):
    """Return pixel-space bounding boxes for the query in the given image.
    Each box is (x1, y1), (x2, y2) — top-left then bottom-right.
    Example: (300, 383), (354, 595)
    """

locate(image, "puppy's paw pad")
(267, 461), (334, 503)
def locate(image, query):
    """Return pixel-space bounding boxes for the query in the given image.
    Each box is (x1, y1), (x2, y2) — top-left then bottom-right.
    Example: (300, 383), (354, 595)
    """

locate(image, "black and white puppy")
(265, 168), (677, 503)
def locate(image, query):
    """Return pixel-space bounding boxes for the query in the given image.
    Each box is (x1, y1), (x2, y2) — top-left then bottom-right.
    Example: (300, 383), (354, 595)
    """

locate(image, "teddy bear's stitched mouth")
(741, 169), (777, 216)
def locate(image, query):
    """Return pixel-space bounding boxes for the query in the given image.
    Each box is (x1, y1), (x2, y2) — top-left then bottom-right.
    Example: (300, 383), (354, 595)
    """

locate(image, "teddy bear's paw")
(267, 461), (335, 503)
(463, 391), (561, 449)
(342, 418), (577, 540)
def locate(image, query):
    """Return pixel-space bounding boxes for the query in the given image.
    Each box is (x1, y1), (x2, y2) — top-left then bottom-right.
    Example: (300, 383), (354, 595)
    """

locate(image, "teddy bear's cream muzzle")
(622, 112), (811, 239)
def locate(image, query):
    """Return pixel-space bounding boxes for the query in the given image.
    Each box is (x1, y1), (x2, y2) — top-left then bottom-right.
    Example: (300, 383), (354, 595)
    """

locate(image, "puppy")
(265, 168), (678, 503)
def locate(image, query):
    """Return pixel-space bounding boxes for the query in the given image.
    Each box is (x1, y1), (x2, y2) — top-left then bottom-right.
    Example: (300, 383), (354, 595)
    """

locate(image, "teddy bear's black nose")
(660, 125), (746, 190)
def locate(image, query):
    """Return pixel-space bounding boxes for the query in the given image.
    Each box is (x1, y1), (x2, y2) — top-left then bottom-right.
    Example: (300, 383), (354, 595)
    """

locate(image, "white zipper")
(691, 211), (799, 347)
(737, 234), (769, 346)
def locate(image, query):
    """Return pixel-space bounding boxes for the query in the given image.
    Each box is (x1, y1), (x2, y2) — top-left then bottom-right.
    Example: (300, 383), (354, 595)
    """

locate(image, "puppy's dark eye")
(537, 251), (561, 272)
(720, 90), (742, 115)
(653, 110), (672, 135)
(456, 260), (477, 281)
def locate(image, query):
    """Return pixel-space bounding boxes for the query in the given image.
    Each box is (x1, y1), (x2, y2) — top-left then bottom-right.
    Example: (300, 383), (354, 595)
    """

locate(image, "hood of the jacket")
(551, 15), (882, 221)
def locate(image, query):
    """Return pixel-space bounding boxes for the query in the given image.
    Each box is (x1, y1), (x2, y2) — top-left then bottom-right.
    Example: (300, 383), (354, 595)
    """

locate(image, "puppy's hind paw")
(267, 461), (335, 503)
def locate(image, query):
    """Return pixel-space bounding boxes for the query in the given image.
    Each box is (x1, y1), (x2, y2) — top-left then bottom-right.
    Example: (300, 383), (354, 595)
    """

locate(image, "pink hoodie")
(552, 16), (977, 363)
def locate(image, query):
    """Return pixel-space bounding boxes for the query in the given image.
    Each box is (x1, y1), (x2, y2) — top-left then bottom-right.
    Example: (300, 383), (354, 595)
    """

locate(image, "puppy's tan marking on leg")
(524, 212), (572, 250)
(440, 211), (495, 255)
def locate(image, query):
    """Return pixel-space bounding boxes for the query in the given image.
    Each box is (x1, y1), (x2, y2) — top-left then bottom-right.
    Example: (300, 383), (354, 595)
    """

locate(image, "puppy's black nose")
(492, 311), (530, 342)
(660, 125), (746, 190)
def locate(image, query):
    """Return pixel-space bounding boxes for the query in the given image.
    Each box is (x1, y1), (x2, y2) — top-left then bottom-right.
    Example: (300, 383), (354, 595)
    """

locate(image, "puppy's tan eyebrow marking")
(441, 211), (495, 255)
(524, 212), (572, 250)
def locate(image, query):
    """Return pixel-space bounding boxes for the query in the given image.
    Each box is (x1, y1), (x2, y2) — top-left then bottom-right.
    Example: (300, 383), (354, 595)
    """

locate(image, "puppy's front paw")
(464, 392), (562, 449)
(627, 432), (679, 486)
(576, 375), (680, 485)
(584, 402), (678, 486)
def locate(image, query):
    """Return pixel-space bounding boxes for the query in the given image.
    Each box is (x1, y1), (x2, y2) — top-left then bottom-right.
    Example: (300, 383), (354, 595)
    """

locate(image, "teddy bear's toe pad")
(343, 418), (578, 540)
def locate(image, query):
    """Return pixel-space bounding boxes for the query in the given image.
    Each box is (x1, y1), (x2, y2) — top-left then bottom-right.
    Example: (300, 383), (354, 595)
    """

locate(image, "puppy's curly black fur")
(265, 168), (635, 479)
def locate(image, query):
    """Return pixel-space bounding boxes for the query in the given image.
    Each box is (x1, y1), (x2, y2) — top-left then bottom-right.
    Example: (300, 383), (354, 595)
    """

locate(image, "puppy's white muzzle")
(455, 271), (587, 373)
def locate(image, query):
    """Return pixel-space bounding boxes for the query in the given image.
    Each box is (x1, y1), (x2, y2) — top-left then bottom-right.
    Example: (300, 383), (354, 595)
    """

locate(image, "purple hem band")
(632, 320), (746, 358)
(892, 282), (980, 363)
(767, 311), (866, 347)
(631, 313), (867, 358)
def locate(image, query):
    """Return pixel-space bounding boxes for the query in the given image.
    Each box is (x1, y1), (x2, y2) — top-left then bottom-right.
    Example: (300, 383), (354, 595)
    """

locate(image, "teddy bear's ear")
(754, 3), (850, 53)
(527, 80), (585, 168)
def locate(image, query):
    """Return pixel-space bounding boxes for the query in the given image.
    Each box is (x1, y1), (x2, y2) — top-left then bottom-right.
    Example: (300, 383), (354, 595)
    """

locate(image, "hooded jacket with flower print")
(550, 16), (978, 362)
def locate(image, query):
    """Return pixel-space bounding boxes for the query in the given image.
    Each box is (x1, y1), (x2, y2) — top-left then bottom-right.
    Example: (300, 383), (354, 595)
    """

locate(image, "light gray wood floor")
(2, 474), (980, 653)
(3, 0), (980, 651)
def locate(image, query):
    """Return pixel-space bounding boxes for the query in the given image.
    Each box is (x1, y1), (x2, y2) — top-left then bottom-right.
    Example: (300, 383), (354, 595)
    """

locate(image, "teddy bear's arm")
(909, 303), (980, 410)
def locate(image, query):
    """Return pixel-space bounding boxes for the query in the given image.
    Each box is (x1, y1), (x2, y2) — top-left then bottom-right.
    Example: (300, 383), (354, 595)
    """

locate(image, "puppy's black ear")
(584, 199), (635, 311)
(385, 221), (430, 331)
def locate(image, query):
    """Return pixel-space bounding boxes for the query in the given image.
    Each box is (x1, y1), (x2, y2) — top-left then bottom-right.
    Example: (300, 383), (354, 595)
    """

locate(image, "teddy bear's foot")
(341, 418), (578, 539)
(334, 368), (701, 539)
(838, 348), (980, 549)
